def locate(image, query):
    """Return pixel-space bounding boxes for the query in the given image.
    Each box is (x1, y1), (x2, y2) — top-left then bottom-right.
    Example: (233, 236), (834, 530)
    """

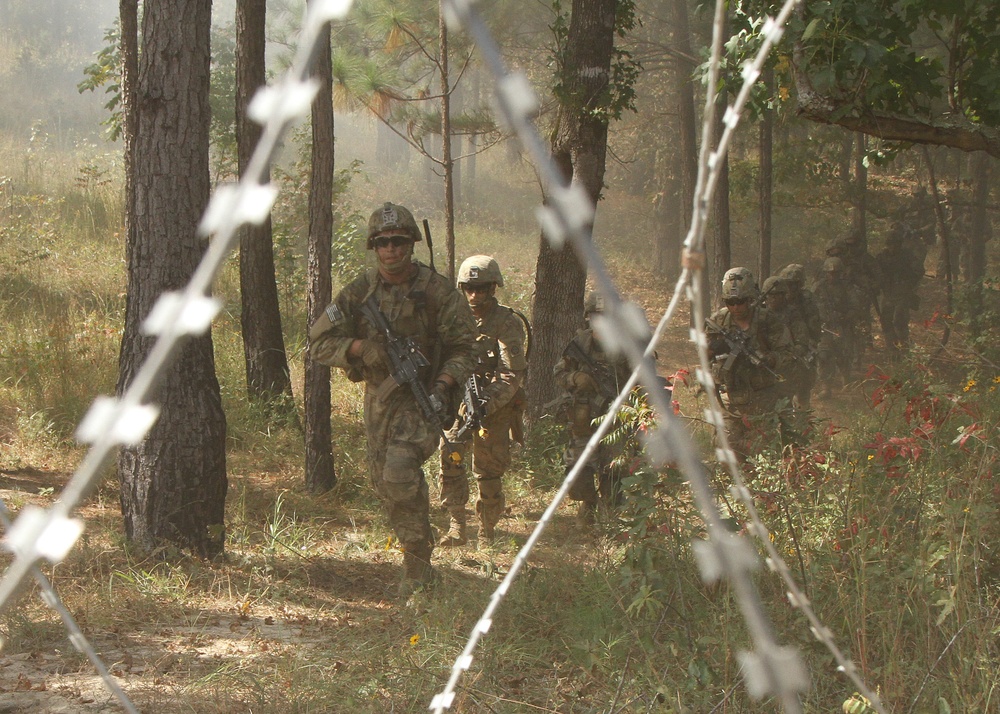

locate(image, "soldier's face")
(373, 231), (414, 274)
(725, 297), (750, 319)
(462, 283), (495, 308)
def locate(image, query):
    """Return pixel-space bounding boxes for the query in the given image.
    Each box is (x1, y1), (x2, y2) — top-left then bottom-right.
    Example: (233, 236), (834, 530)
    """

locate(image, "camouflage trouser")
(879, 294), (912, 350)
(817, 329), (855, 390)
(561, 400), (624, 508)
(719, 386), (793, 463)
(364, 387), (436, 551)
(439, 401), (518, 532)
(787, 359), (817, 411)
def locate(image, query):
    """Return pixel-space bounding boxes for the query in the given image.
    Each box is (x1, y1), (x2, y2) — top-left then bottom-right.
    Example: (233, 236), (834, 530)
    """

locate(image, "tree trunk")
(305, 15), (336, 494)
(672, 0), (702, 315)
(236, 0), (293, 409)
(117, 0), (227, 559)
(439, 0), (457, 282)
(652, 145), (680, 278)
(758, 66), (773, 280)
(852, 132), (867, 239)
(526, 0), (618, 418)
(119, 0), (137, 264)
(712, 84), (731, 299)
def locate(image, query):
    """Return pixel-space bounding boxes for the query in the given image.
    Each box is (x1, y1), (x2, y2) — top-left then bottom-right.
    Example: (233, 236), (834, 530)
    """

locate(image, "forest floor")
(0, 270), (969, 713)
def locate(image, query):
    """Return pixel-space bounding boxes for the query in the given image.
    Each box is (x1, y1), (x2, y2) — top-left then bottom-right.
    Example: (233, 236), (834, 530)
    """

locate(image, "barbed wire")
(0, 0), (355, 707)
(431, 0), (886, 712)
(0, 0), (888, 712)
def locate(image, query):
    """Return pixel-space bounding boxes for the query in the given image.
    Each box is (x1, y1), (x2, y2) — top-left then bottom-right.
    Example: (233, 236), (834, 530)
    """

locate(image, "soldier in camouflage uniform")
(705, 268), (795, 462)
(875, 223), (925, 354)
(838, 231), (882, 358)
(438, 256), (527, 545)
(308, 202), (478, 596)
(813, 257), (863, 397)
(551, 291), (633, 526)
(777, 264), (822, 411)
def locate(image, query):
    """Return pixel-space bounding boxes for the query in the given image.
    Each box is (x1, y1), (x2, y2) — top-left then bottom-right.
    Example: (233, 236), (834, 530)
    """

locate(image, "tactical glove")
(708, 336), (728, 358)
(429, 380), (451, 418)
(570, 370), (599, 394)
(359, 339), (388, 369)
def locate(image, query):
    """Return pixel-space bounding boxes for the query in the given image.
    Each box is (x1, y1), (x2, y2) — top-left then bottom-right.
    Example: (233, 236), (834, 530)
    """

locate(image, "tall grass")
(2, 131), (1000, 713)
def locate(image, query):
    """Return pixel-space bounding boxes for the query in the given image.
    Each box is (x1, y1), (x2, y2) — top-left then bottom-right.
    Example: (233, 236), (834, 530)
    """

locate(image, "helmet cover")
(457, 255), (504, 287)
(721, 267), (757, 301)
(779, 263), (805, 286)
(366, 202), (421, 248)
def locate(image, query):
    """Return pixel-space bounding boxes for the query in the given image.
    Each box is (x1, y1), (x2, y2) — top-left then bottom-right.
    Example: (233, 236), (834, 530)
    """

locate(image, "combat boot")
(576, 500), (597, 529)
(438, 511), (468, 547)
(476, 489), (504, 544)
(399, 541), (435, 598)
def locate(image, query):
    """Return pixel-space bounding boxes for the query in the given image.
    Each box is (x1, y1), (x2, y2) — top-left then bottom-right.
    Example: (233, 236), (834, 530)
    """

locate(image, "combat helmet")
(823, 257), (844, 273)
(366, 202), (421, 248)
(457, 255), (504, 288)
(825, 238), (848, 257)
(584, 290), (605, 315)
(721, 267), (757, 302)
(762, 275), (788, 295)
(779, 263), (805, 286)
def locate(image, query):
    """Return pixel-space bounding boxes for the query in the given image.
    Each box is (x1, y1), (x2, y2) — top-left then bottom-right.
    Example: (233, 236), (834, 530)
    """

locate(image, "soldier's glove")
(570, 370), (599, 394)
(707, 336), (728, 358)
(358, 339), (388, 369)
(429, 380), (451, 418)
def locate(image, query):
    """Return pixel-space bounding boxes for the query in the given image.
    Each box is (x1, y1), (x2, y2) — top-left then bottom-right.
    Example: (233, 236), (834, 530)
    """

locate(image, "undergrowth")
(0, 135), (999, 714)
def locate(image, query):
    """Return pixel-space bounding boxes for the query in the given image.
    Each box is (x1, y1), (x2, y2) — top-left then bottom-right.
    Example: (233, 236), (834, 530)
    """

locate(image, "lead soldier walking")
(705, 268), (795, 462)
(308, 202), (478, 597)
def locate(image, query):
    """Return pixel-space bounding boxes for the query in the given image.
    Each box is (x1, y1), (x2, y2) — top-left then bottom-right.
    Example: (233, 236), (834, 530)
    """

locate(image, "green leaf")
(802, 17), (822, 42)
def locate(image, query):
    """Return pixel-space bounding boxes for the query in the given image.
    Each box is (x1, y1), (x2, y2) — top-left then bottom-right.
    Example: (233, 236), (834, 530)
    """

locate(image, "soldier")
(813, 257), (862, 397)
(876, 223), (925, 354)
(705, 268), (795, 462)
(777, 264), (822, 411)
(308, 202), (478, 597)
(831, 232), (881, 362)
(551, 291), (633, 526)
(906, 186), (935, 267)
(438, 255), (527, 545)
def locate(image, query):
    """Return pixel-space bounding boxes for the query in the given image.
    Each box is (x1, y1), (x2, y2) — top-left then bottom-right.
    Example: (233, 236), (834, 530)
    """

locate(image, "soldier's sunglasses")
(462, 284), (491, 294)
(724, 298), (749, 307)
(373, 235), (412, 249)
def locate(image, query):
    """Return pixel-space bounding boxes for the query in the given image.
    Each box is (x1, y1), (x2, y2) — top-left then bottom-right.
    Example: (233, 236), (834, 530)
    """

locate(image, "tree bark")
(117, 0), (227, 559)
(672, 0), (702, 316)
(757, 66), (773, 281)
(852, 132), (867, 239)
(119, 0), (137, 263)
(305, 15), (336, 494)
(439, 0), (457, 282)
(526, 0), (619, 418)
(236, 0), (293, 410)
(712, 83), (731, 299)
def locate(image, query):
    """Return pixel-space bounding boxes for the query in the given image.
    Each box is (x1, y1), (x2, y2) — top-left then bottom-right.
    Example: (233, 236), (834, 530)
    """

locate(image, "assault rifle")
(358, 295), (459, 455)
(704, 319), (782, 382)
(454, 373), (489, 440)
(564, 339), (619, 402)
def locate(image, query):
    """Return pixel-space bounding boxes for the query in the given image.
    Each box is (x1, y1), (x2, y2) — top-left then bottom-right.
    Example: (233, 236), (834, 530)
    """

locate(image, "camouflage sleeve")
(758, 309), (795, 375)
(552, 331), (586, 392)
(307, 280), (366, 370)
(483, 309), (527, 411)
(803, 293), (823, 345)
(435, 285), (479, 386)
